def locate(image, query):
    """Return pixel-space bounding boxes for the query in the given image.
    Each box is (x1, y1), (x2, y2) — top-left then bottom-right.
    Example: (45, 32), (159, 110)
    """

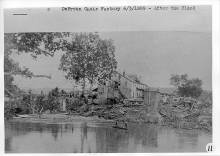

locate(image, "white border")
(0, 0), (220, 156)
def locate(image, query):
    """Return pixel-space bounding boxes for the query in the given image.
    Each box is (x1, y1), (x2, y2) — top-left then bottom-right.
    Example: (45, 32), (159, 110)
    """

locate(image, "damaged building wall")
(97, 71), (148, 103)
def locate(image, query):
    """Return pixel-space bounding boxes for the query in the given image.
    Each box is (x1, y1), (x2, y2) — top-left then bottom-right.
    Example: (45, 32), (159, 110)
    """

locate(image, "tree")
(170, 74), (203, 98)
(35, 94), (46, 117)
(46, 87), (60, 112)
(59, 32), (117, 94)
(4, 33), (62, 78)
(4, 33), (63, 117)
(4, 54), (33, 96)
(5, 33), (63, 58)
(22, 90), (41, 114)
(21, 90), (46, 116)
(4, 33), (62, 95)
(21, 90), (33, 113)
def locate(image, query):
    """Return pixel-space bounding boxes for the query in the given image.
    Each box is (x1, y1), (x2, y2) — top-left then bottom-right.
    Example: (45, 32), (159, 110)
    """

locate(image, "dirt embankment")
(9, 100), (212, 133)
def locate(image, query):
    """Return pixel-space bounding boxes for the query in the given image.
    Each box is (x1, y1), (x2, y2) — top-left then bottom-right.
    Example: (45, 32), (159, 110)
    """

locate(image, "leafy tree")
(5, 33), (62, 58)
(4, 33), (62, 96)
(4, 33), (63, 117)
(4, 33), (61, 78)
(66, 98), (78, 113)
(21, 91), (32, 113)
(21, 91), (46, 116)
(170, 74), (203, 98)
(46, 87), (60, 112)
(4, 54), (31, 96)
(35, 95), (46, 117)
(22, 90), (40, 114)
(60, 89), (67, 95)
(59, 32), (117, 94)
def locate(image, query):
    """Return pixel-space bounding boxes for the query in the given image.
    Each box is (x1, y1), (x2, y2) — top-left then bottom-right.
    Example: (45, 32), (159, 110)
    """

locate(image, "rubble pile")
(67, 93), (211, 131)
(78, 100), (147, 122)
(158, 96), (212, 131)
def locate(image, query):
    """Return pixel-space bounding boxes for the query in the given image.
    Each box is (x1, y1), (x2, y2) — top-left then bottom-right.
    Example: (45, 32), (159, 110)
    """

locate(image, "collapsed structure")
(97, 71), (148, 104)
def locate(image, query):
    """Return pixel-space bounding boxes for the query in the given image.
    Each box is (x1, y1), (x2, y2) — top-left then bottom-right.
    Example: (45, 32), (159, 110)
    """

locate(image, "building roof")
(158, 88), (176, 95)
(113, 71), (148, 87)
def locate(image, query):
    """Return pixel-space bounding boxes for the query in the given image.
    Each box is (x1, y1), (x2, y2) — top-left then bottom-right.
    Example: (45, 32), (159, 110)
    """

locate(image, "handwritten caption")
(61, 6), (196, 12)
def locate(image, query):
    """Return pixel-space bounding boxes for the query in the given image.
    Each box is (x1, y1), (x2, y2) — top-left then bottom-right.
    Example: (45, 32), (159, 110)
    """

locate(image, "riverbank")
(7, 113), (212, 133)
(9, 113), (114, 124)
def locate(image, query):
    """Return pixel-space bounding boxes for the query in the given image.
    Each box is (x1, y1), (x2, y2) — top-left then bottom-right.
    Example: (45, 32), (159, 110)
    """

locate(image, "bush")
(4, 102), (16, 119)
(170, 74), (203, 98)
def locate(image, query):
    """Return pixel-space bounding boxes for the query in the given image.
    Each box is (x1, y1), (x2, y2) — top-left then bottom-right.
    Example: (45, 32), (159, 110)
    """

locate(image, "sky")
(4, 6), (212, 91)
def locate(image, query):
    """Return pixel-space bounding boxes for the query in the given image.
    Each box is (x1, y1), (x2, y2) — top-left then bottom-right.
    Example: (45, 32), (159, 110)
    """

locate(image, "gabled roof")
(113, 71), (148, 87)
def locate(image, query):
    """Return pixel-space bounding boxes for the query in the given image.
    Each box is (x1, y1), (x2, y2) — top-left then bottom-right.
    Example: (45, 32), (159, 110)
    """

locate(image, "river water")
(5, 121), (211, 153)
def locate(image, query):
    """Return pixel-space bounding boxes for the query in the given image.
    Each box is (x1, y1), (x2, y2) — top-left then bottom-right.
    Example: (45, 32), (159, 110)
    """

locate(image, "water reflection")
(5, 121), (211, 153)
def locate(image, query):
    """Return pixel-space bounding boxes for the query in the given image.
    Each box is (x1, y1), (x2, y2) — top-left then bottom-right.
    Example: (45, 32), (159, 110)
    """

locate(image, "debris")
(158, 96), (211, 131)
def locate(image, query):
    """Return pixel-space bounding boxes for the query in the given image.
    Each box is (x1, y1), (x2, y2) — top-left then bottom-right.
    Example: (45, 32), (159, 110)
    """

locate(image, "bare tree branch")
(4, 71), (51, 79)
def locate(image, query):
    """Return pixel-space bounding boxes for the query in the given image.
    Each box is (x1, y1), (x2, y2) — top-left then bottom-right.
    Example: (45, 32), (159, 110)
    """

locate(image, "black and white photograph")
(3, 5), (213, 153)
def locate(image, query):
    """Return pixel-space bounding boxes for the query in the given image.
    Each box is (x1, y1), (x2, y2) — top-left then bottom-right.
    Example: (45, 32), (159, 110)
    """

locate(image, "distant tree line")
(170, 74), (203, 98)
